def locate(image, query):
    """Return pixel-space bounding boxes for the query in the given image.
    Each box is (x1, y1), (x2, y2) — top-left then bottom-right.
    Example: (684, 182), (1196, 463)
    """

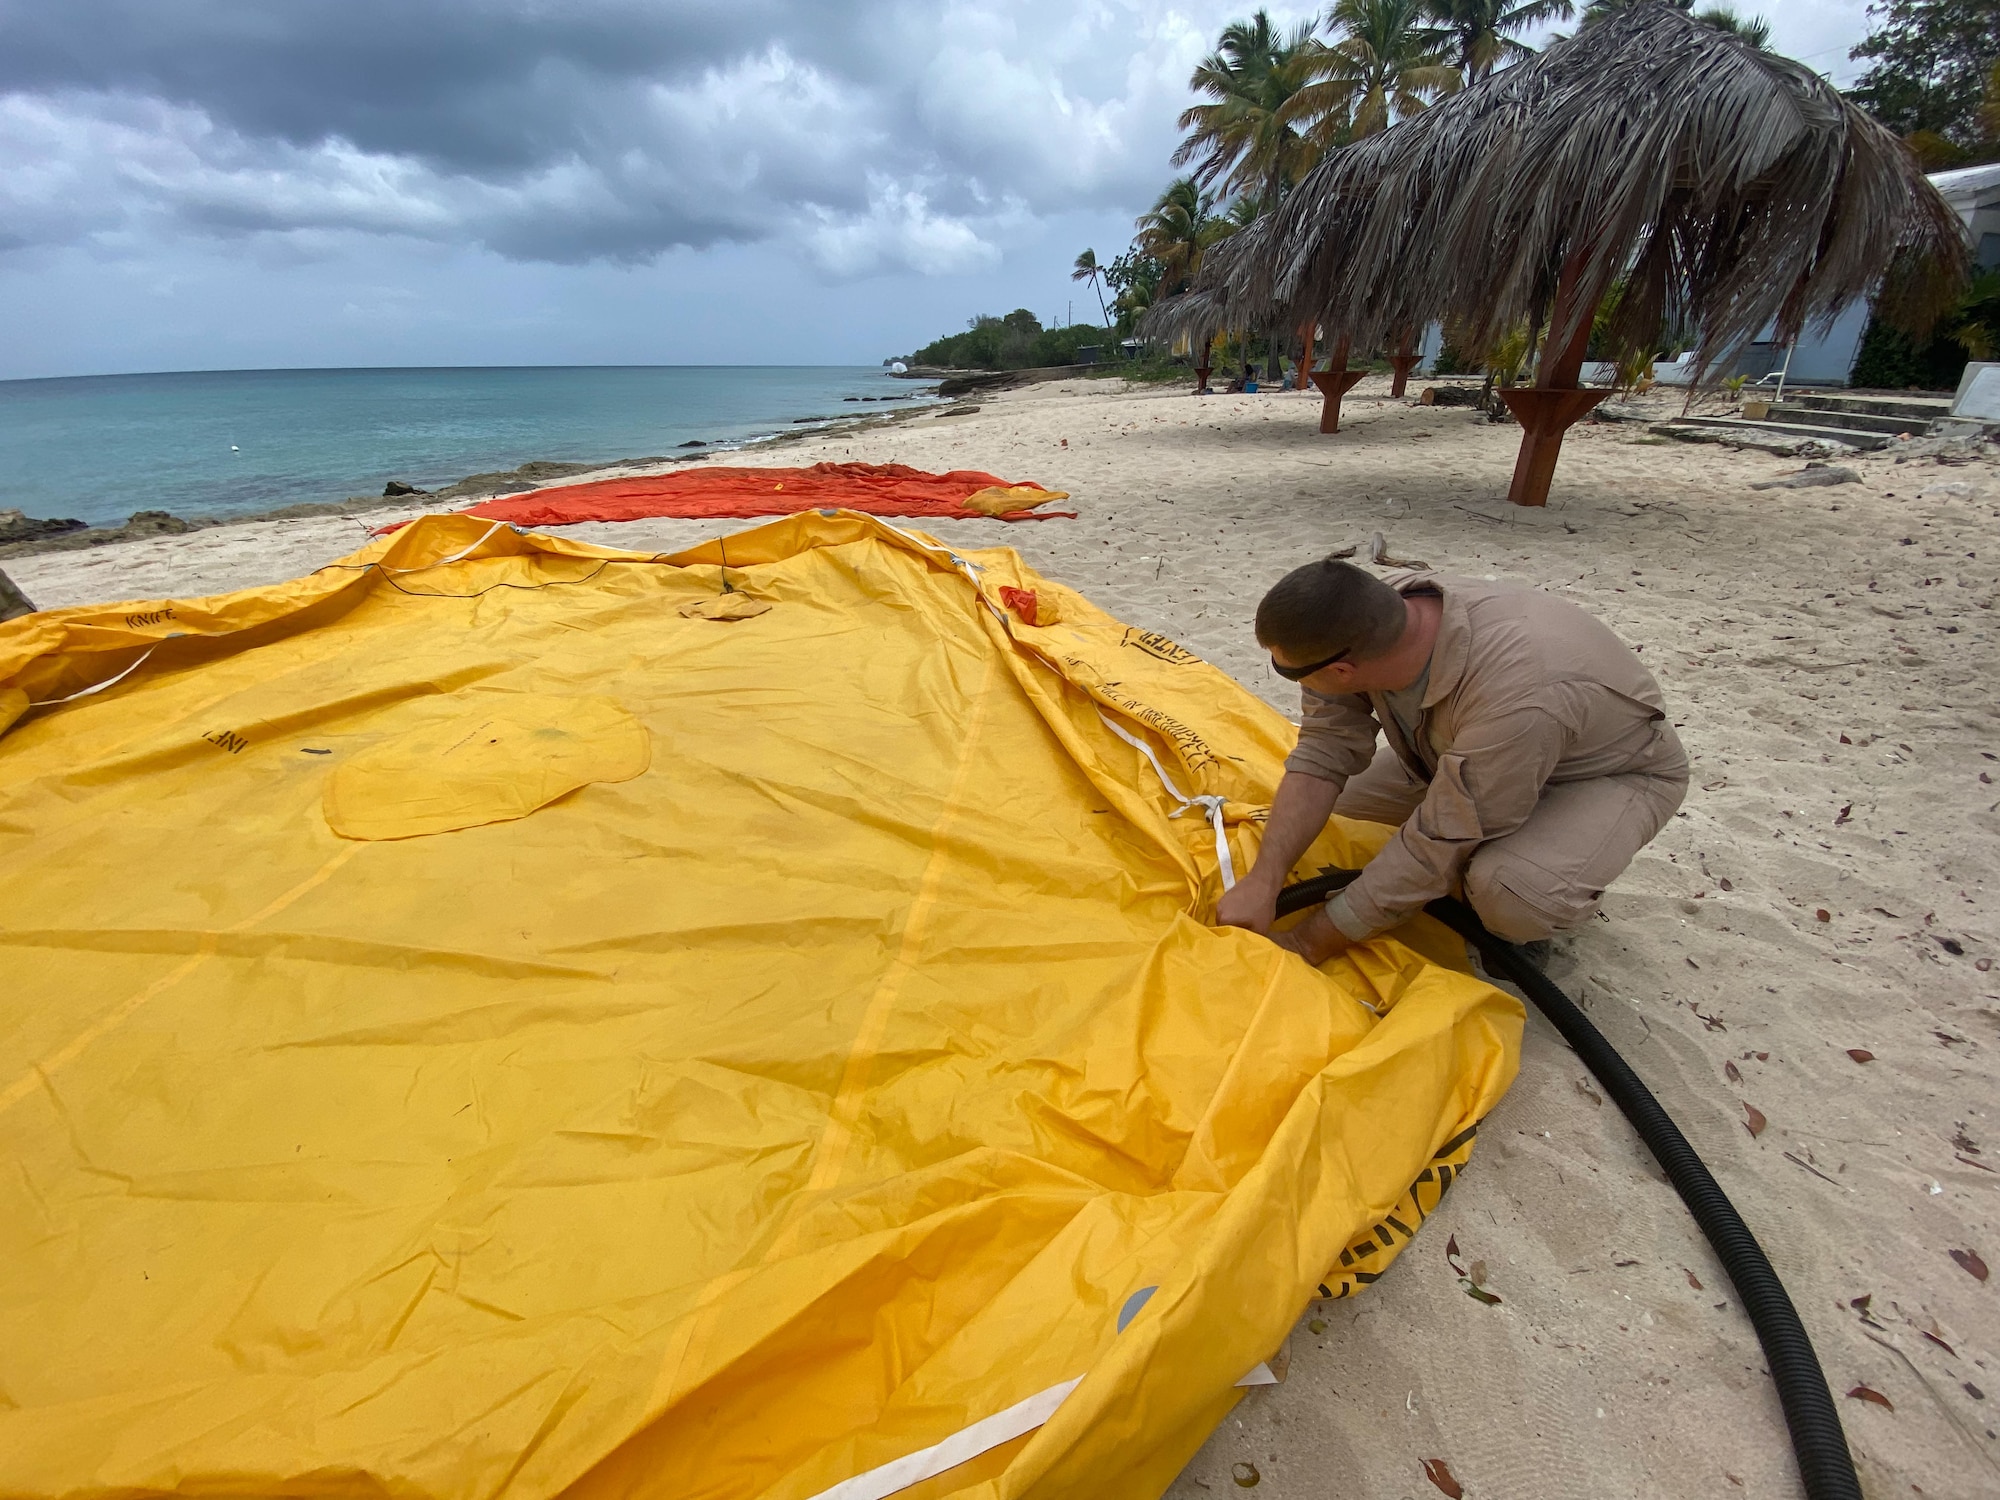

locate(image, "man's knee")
(1463, 850), (1602, 943)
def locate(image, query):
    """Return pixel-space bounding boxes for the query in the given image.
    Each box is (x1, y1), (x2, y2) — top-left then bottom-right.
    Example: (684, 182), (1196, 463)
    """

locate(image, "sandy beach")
(8, 376), (1997, 1499)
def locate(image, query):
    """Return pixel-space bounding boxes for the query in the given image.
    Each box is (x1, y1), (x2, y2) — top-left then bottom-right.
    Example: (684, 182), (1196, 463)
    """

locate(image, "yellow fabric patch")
(0, 686), (26, 740)
(677, 591), (773, 621)
(962, 484), (1068, 515)
(323, 694), (650, 840)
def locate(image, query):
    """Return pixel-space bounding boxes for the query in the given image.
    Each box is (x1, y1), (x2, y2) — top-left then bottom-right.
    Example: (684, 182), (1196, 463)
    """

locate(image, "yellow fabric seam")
(635, 648), (999, 1426)
(801, 647), (998, 1198)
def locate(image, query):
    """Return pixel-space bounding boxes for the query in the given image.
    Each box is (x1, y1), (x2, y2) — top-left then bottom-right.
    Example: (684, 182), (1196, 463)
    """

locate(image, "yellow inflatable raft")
(0, 512), (1519, 1499)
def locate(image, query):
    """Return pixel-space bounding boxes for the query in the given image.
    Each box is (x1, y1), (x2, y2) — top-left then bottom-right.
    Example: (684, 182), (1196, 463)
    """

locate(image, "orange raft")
(451, 461), (1077, 527)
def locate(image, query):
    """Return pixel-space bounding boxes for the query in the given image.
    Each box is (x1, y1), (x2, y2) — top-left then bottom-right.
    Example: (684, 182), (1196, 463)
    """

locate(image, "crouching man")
(1215, 556), (1688, 962)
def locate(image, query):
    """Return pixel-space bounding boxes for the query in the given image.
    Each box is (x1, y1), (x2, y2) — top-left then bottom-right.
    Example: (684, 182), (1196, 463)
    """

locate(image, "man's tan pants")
(1332, 747), (1687, 943)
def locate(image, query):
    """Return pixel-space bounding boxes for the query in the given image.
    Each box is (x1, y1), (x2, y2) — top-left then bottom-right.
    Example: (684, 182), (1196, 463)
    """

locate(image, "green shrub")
(1028, 323), (1117, 367)
(911, 313), (1125, 371)
(1431, 337), (1480, 375)
(1848, 318), (1969, 390)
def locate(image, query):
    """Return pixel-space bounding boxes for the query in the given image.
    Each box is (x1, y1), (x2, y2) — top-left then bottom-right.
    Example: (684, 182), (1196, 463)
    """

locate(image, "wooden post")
(1387, 329), (1420, 399)
(1296, 321), (1315, 391)
(1497, 268), (1608, 506)
(1308, 334), (1366, 433)
(1195, 334), (1213, 395)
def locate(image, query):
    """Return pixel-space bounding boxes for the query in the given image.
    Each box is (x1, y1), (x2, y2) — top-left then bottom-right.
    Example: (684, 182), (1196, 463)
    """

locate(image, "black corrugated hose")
(1274, 871), (1862, 1500)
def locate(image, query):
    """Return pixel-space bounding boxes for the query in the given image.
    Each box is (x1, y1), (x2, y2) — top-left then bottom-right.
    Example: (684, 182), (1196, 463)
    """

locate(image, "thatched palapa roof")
(1147, 3), (1967, 370)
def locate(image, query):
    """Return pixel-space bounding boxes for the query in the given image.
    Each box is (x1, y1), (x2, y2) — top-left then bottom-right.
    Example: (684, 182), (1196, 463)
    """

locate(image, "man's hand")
(1271, 905), (1353, 967)
(1214, 874), (1280, 935)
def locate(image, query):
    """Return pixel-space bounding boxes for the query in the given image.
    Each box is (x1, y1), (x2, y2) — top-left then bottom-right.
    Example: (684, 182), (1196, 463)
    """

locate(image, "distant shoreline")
(0, 362), (931, 386)
(0, 386), (952, 561)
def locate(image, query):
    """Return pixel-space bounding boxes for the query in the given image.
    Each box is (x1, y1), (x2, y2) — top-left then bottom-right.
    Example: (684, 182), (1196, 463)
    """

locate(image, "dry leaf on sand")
(1421, 1458), (1465, 1498)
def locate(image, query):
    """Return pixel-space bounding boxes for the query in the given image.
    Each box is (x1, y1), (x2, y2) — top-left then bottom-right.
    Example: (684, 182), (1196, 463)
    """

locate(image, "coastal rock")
(426, 460), (596, 502)
(382, 480), (429, 498)
(935, 365), (1094, 398)
(0, 509), (87, 544)
(0, 507), (211, 561)
(126, 510), (192, 535)
(677, 440), (708, 448)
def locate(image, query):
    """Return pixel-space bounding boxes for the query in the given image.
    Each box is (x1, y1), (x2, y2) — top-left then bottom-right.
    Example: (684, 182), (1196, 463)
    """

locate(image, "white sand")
(10, 378), (1998, 1498)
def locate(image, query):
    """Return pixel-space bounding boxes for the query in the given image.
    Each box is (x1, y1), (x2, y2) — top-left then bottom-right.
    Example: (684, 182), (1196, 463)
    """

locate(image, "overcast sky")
(0, 0), (1876, 379)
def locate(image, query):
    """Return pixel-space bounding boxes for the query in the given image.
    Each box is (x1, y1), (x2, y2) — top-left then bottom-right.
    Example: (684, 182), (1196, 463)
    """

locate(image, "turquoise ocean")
(0, 366), (930, 529)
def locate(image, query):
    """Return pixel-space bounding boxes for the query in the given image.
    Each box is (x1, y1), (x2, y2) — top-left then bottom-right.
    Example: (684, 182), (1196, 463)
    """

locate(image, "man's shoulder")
(1388, 570), (1562, 614)
(1427, 572), (1601, 631)
(1438, 576), (1663, 707)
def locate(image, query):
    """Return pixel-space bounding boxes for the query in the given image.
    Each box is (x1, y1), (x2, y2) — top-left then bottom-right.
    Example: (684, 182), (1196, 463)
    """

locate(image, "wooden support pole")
(1387, 329), (1420, 399)
(1296, 321), (1315, 391)
(1308, 334), (1365, 433)
(1498, 271), (1607, 506)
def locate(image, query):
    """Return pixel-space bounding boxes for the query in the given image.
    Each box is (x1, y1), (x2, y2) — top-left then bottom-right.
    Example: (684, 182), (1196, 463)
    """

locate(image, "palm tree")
(1106, 251), (1164, 333)
(1320, 0), (1460, 139)
(1172, 12), (1345, 212)
(1135, 178), (1227, 372)
(1583, 1), (1768, 47)
(1134, 178), (1224, 298)
(1691, 6), (1769, 48)
(1217, 194), (1268, 238)
(1072, 249), (1111, 326)
(1420, 0), (1573, 83)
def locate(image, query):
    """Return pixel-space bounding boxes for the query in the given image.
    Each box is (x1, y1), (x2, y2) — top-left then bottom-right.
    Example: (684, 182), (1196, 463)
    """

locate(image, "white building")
(1729, 162), (2000, 387)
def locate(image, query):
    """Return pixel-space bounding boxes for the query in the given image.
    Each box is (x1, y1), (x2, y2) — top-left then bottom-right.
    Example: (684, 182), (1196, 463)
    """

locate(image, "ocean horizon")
(0, 364), (935, 529)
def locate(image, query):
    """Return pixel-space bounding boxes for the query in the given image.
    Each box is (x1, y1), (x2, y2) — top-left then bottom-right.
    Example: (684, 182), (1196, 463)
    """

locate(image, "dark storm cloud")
(0, 1), (889, 172)
(0, 0), (1218, 273)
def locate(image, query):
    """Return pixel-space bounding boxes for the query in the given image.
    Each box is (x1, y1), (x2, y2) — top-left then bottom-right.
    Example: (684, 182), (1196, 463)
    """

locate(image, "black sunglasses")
(1270, 647), (1350, 682)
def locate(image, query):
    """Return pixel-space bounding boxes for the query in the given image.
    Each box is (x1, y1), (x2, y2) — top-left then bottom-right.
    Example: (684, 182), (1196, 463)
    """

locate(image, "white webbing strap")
(383, 518), (513, 573)
(880, 522), (1232, 887)
(1096, 710), (1236, 890)
(877, 520), (1009, 624)
(24, 520), (521, 715)
(806, 1376), (1082, 1500)
(29, 646), (158, 707)
(801, 1354), (1279, 1500)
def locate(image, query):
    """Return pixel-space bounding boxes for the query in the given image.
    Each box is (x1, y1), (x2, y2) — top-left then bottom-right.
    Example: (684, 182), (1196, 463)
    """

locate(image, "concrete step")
(1657, 415), (1883, 452)
(1767, 403), (1919, 437)
(1790, 392), (1951, 423)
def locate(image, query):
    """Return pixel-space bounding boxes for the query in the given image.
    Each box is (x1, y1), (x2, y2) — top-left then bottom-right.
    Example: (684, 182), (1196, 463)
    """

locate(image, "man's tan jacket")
(1285, 572), (1688, 937)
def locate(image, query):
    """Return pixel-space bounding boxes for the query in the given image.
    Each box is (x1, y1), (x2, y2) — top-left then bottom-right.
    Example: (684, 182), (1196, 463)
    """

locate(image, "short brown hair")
(1255, 557), (1406, 663)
